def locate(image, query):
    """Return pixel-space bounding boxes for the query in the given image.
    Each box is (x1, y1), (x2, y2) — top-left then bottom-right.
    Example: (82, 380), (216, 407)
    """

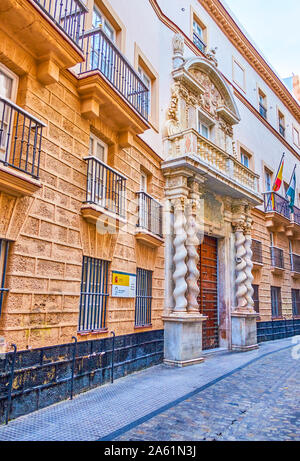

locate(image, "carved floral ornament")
(165, 56), (240, 138)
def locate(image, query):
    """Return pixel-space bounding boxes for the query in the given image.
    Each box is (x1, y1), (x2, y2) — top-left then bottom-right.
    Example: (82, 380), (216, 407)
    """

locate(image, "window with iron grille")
(135, 268), (152, 327)
(0, 240), (9, 317)
(252, 284), (259, 313)
(78, 256), (109, 332)
(292, 289), (300, 316)
(271, 286), (282, 318)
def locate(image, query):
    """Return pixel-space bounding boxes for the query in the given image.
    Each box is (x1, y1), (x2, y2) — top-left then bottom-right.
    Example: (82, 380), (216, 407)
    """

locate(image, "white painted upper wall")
(97, 0), (300, 201)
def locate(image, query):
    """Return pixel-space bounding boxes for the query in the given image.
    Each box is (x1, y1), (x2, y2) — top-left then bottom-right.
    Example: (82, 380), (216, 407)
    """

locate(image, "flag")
(273, 157), (284, 192)
(286, 168), (296, 213)
(271, 156), (284, 210)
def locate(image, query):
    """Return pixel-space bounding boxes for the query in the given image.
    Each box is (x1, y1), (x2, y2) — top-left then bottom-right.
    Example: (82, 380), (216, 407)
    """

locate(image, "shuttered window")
(135, 269), (152, 327)
(78, 257), (109, 332)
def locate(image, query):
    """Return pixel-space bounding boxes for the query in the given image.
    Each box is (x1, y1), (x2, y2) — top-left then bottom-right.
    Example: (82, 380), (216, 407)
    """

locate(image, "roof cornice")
(199, 0), (300, 122)
(149, 0), (300, 123)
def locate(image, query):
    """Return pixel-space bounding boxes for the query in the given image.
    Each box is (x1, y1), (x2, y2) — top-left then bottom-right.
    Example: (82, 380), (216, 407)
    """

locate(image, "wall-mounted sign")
(111, 271), (136, 298)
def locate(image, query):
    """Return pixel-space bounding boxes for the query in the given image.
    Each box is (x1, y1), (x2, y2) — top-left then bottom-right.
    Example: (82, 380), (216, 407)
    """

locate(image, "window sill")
(78, 328), (108, 336)
(134, 324), (152, 330)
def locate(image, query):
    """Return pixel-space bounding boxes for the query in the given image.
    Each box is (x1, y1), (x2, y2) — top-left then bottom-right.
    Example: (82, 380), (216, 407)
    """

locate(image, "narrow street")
(0, 338), (298, 442)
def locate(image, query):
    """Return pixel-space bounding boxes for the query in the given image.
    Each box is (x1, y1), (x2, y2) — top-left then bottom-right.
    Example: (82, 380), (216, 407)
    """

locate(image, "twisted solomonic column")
(186, 201), (200, 313)
(172, 198), (188, 312)
(233, 222), (248, 311)
(244, 220), (255, 312)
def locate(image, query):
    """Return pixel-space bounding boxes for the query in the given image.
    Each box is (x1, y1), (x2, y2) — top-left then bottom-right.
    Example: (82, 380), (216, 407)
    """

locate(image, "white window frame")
(241, 151), (250, 168)
(138, 66), (151, 117)
(197, 112), (210, 140)
(89, 133), (108, 163)
(0, 64), (19, 160)
(193, 19), (203, 39)
(265, 170), (272, 192)
(293, 127), (299, 147)
(92, 6), (116, 43)
(140, 171), (147, 193)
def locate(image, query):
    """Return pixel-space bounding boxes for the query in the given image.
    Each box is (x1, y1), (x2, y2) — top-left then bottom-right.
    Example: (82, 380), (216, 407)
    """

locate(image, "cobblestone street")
(0, 338), (298, 441)
(116, 347), (300, 441)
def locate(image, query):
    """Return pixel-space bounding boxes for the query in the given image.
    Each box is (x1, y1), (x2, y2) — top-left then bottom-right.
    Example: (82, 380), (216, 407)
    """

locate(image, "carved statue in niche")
(165, 83), (181, 136)
(172, 33), (184, 56)
(218, 117), (233, 137)
(205, 47), (218, 67)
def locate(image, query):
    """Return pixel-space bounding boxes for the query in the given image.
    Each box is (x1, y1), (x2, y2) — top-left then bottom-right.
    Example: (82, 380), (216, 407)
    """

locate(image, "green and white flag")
(286, 167), (296, 213)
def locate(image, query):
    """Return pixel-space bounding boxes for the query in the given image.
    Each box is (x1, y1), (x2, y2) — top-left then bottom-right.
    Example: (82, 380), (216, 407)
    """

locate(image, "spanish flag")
(271, 155), (284, 209)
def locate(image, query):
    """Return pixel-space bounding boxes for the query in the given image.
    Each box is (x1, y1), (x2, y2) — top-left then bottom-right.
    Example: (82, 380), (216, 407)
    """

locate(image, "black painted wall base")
(257, 319), (300, 343)
(0, 329), (164, 425)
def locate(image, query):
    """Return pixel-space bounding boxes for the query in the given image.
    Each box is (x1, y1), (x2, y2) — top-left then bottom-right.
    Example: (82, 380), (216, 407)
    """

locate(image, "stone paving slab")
(0, 338), (297, 441)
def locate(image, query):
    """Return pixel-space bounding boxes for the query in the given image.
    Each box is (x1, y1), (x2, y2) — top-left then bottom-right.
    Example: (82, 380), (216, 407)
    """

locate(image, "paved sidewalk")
(0, 337), (297, 441)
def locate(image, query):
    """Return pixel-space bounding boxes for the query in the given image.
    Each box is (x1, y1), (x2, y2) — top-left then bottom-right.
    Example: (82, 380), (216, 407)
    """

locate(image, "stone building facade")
(0, 0), (299, 364)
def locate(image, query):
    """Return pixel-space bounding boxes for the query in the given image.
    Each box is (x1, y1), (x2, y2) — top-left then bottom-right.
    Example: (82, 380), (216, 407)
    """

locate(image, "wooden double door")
(197, 235), (219, 350)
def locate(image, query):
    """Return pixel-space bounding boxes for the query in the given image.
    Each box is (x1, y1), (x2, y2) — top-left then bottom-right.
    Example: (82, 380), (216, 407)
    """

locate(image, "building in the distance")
(0, 0), (299, 420)
(283, 75), (300, 104)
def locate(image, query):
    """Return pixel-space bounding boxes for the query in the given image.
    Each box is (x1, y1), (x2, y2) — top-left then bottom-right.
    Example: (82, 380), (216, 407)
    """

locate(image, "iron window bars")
(135, 268), (152, 327)
(259, 102), (267, 119)
(79, 27), (149, 120)
(0, 96), (45, 179)
(136, 191), (163, 238)
(84, 156), (127, 218)
(290, 253), (300, 273)
(271, 286), (282, 319)
(292, 289), (300, 316)
(32, 0), (87, 48)
(252, 284), (260, 313)
(193, 32), (206, 53)
(78, 256), (109, 332)
(252, 239), (263, 264)
(0, 240), (9, 317)
(270, 246), (284, 269)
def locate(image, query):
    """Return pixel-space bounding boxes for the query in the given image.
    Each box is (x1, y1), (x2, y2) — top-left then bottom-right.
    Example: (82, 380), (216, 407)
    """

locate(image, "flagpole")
(266, 152), (285, 210)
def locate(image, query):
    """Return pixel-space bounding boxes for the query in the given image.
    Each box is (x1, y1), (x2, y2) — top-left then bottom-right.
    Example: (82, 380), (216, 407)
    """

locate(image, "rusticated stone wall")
(0, 68), (165, 350)
(251, 208), (299, 320)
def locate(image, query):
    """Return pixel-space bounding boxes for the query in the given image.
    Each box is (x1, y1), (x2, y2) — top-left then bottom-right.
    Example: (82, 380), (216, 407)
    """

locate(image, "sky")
(221, 0), (300, 80)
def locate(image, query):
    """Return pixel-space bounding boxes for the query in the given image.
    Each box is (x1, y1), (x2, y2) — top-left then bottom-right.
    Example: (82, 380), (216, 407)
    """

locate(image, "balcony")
(32, 0), (87, 48)
(135, 192), (163, 248)
(76, 28), (150, 135)
(193, 33), (206, 53)
(287, 205), (300, 239)
(0, 97), (45, 196)
(163, 129), (261, 205)
(81, 156), (127, 230)
(259, 103), (267, 119)
(0, 1), (86, 84)
(263, 191), (291, 231)
(252, 239), (263, 270)
(270, 246), (285, 275)
(290, 253), (300, 279)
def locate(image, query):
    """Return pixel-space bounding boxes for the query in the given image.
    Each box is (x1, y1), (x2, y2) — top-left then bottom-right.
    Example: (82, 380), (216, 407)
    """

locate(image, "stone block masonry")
(0, 330), (164, 424)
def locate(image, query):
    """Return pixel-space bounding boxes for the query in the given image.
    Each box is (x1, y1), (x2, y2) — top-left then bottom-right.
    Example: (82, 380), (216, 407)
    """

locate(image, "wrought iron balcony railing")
(136, 192), (163, 238)
(193, 33), (206, 53)
(84, 156), (126, 218)
(270, 246), (284, 269)
(259, 103), (267, 119)
(279, 124), (285, 137)
(79, 28), (149, 120)
(291, 253), (300, 273)
(0, 96), (45, 179)
(33, 0), (87, 48)
(263, 191), (291, 220)
(252, 239), (263, 264)
(292, 205), (300, 226)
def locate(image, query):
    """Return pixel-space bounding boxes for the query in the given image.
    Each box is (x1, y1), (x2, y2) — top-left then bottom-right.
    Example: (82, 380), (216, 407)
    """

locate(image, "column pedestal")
(231, 311), (259, 352)
(163, 313), (207, 367)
